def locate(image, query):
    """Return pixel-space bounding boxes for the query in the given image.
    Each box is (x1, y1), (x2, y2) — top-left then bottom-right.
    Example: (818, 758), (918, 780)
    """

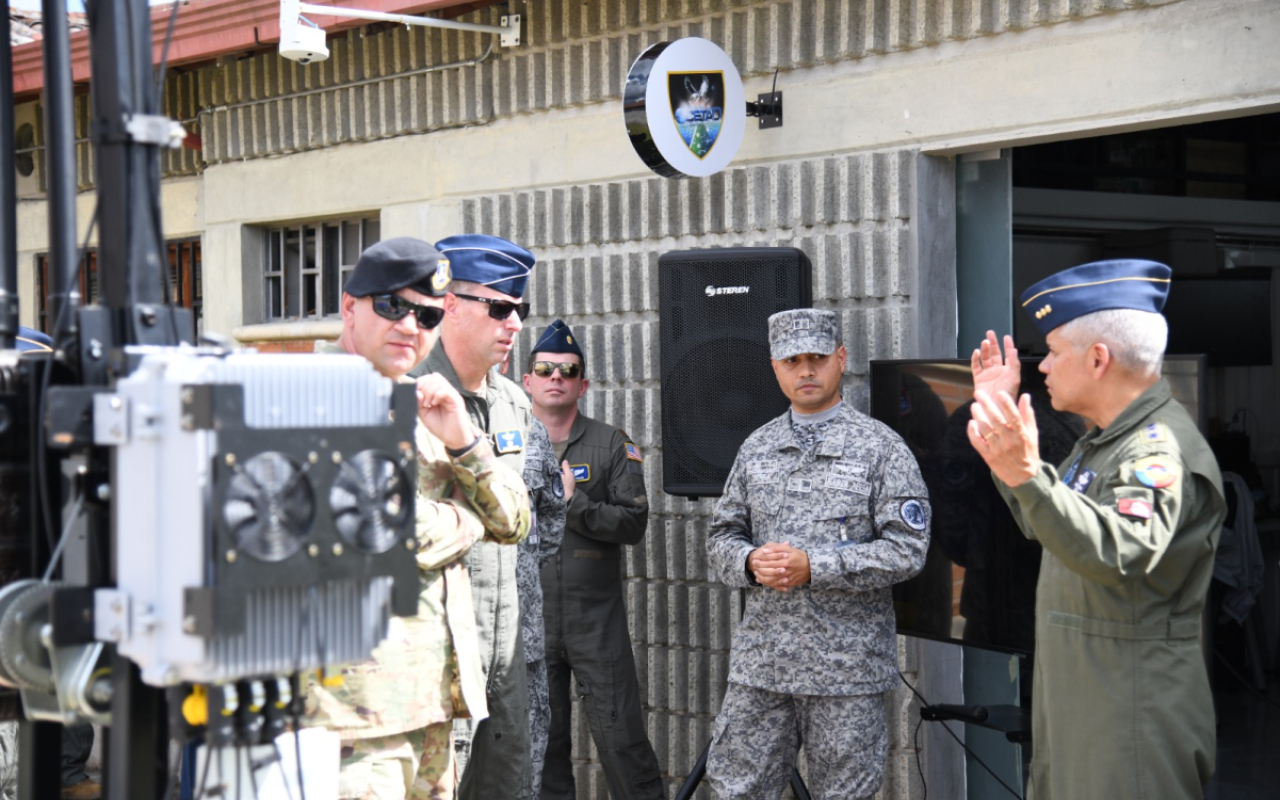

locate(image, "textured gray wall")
(476, 145), (951, 798)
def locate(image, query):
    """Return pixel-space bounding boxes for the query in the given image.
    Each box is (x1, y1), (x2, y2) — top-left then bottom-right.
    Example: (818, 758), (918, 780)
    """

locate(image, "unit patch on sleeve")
(900, 499), (928, 531)
(1117, 497), (1153, 520)
(1132, 456), (1179, 489)
(570, 464), (591, 483)
(625, 442), (643, 462)
(493, 429), (525, 455)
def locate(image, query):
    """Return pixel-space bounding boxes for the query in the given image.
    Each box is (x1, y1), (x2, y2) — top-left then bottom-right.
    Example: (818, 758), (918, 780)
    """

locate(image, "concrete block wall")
(475, 145), (932, 798)
(181, 0), (1176, 167)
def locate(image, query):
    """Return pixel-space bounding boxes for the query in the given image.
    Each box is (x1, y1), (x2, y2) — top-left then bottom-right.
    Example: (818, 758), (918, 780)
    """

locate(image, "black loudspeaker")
(659, 247), (813, 498)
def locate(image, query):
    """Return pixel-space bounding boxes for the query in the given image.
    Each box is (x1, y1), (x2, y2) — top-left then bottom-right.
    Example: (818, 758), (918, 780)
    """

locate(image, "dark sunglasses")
(531, 361), (582, 379)
(370, 294), (445, 330)
(453, 293), (531, 321)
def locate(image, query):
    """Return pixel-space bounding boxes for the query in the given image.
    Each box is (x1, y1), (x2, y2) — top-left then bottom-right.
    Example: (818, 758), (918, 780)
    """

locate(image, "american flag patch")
(625, 442), (643, 462)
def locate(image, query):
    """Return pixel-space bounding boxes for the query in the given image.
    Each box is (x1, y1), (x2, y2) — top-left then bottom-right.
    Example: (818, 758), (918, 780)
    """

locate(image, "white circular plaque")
(623, 38), (746, 179)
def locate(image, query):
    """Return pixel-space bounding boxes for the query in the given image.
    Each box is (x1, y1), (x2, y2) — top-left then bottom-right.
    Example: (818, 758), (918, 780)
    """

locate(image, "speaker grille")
(659, 248), (813, 497)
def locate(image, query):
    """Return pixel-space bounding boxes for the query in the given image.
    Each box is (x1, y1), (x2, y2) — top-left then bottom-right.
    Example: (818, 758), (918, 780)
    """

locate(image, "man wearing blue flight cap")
(968, 259), (1224, 800)
(409, 233), (538, 800)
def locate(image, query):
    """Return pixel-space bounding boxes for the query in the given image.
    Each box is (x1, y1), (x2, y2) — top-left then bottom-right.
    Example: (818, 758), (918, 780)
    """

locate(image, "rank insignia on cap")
(1118, 497), (1153, 520)
(1133, 457), (1178, 489)
(493, 430), (524, 455)
(566, 335), (573, 344)
(792, 318), (812, 331)
(431, 258), (451, 292)
(571, 464), (590, 483)
(625, 442), (643, 462)
(1035, 304), (1052, 320)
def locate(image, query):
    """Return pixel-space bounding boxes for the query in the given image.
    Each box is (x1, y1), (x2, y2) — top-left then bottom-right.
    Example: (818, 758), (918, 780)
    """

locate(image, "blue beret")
(344, 237), (452, 298)
(1020, 259), (1172, 336)
(16, 325), (52, 352)
(532, 319), (583, 359)
(435, 234), (534, 299)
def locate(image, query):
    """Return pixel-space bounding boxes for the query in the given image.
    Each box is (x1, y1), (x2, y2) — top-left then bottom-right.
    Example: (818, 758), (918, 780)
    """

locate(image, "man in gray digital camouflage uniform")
(519, 420), (566, 798)
(706, 308), (931, 800)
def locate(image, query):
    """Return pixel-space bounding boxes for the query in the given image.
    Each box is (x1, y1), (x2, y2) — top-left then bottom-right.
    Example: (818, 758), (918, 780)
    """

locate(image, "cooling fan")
(221, 452), (316, 562)
(329, 450), (412, 554)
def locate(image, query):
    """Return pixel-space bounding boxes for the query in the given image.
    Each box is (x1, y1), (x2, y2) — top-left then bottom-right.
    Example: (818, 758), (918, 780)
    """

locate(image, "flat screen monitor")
(870, 355), (1206, 656)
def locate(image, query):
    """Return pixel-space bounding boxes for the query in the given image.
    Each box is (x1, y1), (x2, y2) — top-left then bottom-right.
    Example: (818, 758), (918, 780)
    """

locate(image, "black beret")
(343, 237), (452, 298)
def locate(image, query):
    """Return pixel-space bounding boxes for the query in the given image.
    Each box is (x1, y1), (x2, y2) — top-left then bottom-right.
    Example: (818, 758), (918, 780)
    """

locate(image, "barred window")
(37, 238), (202, 334)
(264, 218), (379, 321)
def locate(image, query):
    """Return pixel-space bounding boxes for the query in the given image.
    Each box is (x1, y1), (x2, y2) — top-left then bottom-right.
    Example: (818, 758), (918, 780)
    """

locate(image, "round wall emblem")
(623, 38), (746, 179)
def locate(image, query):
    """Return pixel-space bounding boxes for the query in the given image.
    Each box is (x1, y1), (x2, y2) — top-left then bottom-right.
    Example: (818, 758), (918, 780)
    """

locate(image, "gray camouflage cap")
(768, 308), (839, 360)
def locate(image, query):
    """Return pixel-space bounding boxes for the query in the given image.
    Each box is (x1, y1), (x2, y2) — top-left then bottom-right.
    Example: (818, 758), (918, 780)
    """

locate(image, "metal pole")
(0, 1), (19, 349)
(41, 0), (80, 348)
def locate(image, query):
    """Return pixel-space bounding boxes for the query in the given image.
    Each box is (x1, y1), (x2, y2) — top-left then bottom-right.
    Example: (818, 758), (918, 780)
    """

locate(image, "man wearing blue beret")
(968, 259), (1224, 800)
(409, 233), (538, 800)
(522, 320), (664, 800)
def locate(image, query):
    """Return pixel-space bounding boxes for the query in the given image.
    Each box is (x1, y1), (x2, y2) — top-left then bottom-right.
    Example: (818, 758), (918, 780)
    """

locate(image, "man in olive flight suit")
(523, 320), (664, 800)
(307, 237), (529, 800)
(968, 258), (1225, 800)
(410, 234), (536, 800)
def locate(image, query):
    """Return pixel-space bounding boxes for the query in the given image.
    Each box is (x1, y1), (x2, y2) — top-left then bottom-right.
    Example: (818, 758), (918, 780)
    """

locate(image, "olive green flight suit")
(996, 378), (1225, 800)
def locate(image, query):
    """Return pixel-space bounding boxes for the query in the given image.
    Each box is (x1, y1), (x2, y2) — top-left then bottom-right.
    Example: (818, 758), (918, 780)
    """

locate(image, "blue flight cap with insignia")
(435, 234), (534, 299)
(15, 326), (53, 353)
(1020, 259), (1172, 336)
(532, 319), (583, 360)
(343, 237), (452, 298)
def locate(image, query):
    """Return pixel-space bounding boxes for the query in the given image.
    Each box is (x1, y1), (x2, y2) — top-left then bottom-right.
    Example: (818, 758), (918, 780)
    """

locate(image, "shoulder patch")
(1117, 497), (1153, 520)
(1136, 421), (1168, 446)
(1132, 455), (1179, 489)
(900, 499), (927, 531)
(625, 442), (643, 463)
(493, 429), (524, 454)
(570, 464), (590, 483)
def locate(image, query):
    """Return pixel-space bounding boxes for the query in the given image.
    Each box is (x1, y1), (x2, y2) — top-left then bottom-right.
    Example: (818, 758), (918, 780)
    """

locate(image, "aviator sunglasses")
(452, 293), (531, 321)
(531, 361), (582, 379)
(370, 294), (446, 329)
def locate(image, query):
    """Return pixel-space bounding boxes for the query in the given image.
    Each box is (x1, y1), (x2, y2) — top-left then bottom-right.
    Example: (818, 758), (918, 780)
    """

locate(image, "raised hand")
(416, 374), (475, 451)
(971, 330), (1022, 400)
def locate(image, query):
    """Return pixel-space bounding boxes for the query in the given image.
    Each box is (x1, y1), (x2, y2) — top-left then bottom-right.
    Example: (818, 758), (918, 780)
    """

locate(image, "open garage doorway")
(1011, 111), (1280, 800)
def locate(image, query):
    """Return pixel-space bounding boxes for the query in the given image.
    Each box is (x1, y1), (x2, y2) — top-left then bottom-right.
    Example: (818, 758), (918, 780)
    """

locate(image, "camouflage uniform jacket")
(519, 419), (566, 663)
(414, 344), (531, 677)
(707, 401), (931, 696)
(306, 341), (530, 740)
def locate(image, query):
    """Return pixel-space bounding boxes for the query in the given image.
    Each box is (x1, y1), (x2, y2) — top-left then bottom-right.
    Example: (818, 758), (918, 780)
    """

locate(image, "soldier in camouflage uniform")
(968, 260), (1225, 800)
(519, 418), (567, 798)
(305, 237), (530, 800)
(409, 234), (538, 800)
(706, 309), (930, 800)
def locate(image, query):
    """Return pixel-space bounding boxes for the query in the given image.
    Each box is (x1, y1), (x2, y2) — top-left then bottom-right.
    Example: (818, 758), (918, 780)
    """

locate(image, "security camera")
(279, 20), (329, 64)
(279, 0), (329, 64)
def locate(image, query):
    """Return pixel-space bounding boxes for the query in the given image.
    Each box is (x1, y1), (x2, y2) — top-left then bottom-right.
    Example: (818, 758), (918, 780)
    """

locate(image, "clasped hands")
(967, 330), (1041, 487)
(748, 542), (811, 591)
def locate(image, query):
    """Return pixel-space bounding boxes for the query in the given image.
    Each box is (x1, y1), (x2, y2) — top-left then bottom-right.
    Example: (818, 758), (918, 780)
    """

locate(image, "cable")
(897, 670), (1024, 800)
(40, 492), (84, 582)
(913, 714), (927, 800)
(271, 739), (296, 800)
(154, 0), (182, 96)
(246, 742), (260, 800)
(161, 741), (184, 800)
(195, 741), (213, 799)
